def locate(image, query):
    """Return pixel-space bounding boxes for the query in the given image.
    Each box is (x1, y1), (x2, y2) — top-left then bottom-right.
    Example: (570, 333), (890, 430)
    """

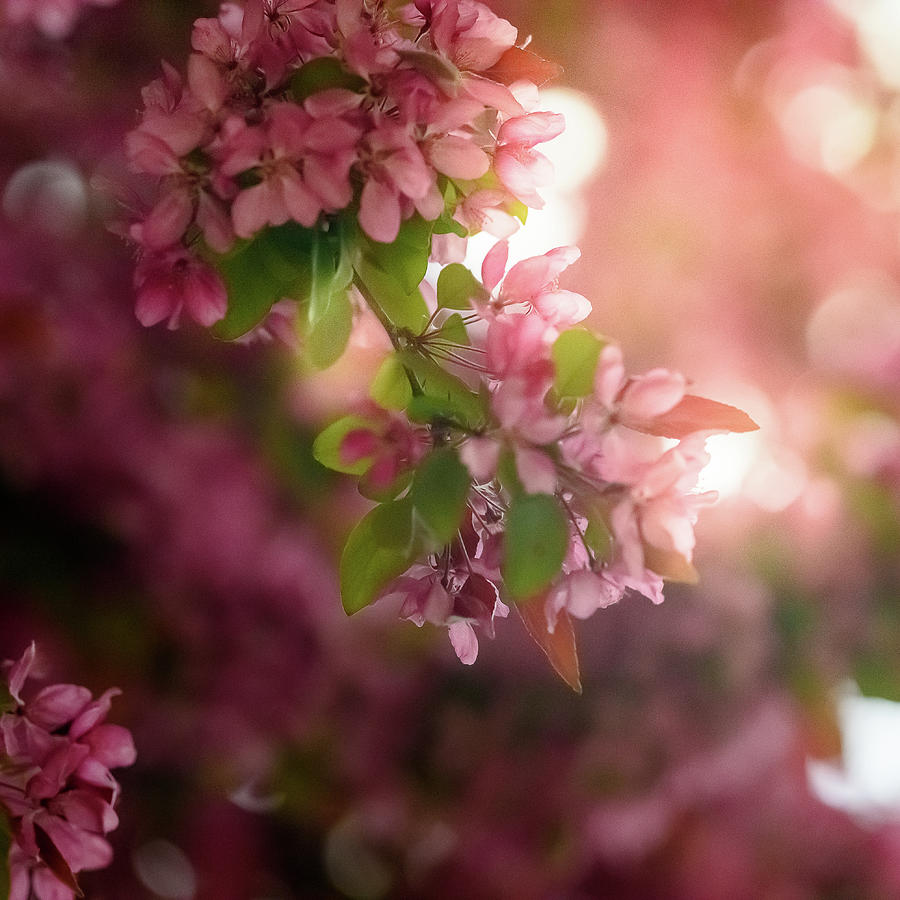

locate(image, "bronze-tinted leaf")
(517, 594), (582, 693)
(634, 394), (759, 439)
(34, 822), (83, 897)
(483, 46), (563, 87)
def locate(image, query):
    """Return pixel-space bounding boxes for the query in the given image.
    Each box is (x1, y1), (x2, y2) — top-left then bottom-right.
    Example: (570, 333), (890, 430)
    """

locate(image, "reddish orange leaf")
(635, 394), (759, 439)
(517, 595), (582, 693)
(643, 543), (699, 584)
(483, 46), (563, 87)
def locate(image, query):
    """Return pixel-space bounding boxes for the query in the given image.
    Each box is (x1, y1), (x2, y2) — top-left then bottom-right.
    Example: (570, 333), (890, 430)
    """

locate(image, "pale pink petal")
(427, 135), (490, 179)
(532, 289), (592, 325)
(304, 152), (354, 210)
(7, 641), (36, 704)
(515, 445), (557, 495)
(187, 53), (228, 112)
(594, 344), (625, 408)
(359, 179), (401, 243)
(501, 246), (579, 302)
(414, 180), (444, 221)
(135, 186), (193, 250)
(81, 724), (137, 769)
(565, 570), (622, 620)
(196, 191), (235, 253)
(232, 180), (285, 238)
(448, 621), (478, 665)
(459, 436), (500, 483)
(28, 684), (91, 731)
(620, 369), (686, 422)
(460, 73), (525, 116)
(279, 170), (321, 227)
(481, 239), (508, 295)
(183, 263), (228, 327)
(498, 111), (566, 148)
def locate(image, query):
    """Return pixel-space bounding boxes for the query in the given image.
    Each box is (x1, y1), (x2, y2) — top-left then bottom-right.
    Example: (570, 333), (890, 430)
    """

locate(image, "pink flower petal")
(359, 178), (401, 243)
(448, 621), (478, 665)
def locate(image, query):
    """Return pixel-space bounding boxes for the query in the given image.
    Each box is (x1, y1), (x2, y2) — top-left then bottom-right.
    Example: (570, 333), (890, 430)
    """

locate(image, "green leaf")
(363, 215), (432, 292)
(552, 329), (605, 397)
(432, 214), (468, 237)
(411, 447), (471, 545)
(406, 395), (464, 424)
(437, 263), (487, 310)
(371, 354), (413, 410)
(438, 312), (469, 346)
(399, 351), (485, 428)
(583, 515), (612, 563)
(340, 498), (419, 614)
(0, 810), (11, 900)
(395, 49), (461, 88)
(306, 286), (352, 368)
(290, 56), (366, 101)
(502, 493), (569, 599)
(212, 225), (313, 340)
(304, 227), (353, 368)
(355, 256), (429, 332)
(313, 415), (379, 475)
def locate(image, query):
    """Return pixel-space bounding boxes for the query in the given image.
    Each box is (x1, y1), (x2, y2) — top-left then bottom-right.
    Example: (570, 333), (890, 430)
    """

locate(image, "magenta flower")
(133, 247), (228, 330)
(1, 644), (135, 900)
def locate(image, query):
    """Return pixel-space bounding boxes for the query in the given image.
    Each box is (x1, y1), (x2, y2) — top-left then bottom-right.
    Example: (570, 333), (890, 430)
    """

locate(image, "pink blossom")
(1, 644), (135, 900)
(382, 564), (509, 665)
(494, 111), (565, 209)
(133, 247), (228, 330)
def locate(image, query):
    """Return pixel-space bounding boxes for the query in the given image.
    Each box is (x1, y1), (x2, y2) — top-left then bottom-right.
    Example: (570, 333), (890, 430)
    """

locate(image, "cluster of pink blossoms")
(126, 0), (562, 329)
(0, 644), (135, 899)
(127, 0), (758, 688)
(338, 238), (756, 685)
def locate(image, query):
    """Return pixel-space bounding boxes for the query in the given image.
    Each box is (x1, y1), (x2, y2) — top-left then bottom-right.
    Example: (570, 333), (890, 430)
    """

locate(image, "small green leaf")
(400, 351), (485, 428)
(363, 215), (432, 292)
(502, 493), (569, 599)
(552, 329), (605, 397)
(583, 516), (612, 563)
(313, 415), (379, 475)
(371, 354), (413, 410)
(290, 56), (366, 101)
(0, 809), (11, 900)
(355, 256), (429, 332)
(432, 212), (468, 237)
(411, 447), (471, 545)
(438, 312), (470, 346)
(340, 498), (419, 614)
(406, 395), (463, 424)
(437, 263), (487, 310)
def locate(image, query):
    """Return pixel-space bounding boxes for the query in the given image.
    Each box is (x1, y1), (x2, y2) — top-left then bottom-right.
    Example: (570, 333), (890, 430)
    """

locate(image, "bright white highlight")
(538, 87), (608, 192)
(2, 159), (88, 236)
(808, 683), (900, 822)
(697, 431), (762, 497)
(830, 0), (900, 91)
(779, 74), (877, 174)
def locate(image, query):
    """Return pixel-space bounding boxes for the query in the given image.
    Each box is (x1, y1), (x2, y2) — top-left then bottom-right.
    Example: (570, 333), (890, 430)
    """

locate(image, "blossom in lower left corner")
(0, 642), (136, 900)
